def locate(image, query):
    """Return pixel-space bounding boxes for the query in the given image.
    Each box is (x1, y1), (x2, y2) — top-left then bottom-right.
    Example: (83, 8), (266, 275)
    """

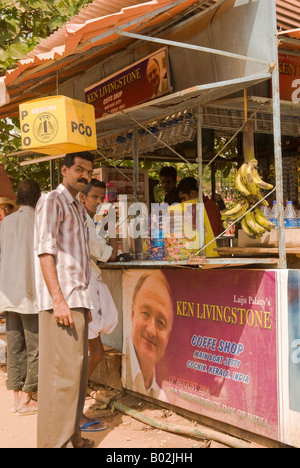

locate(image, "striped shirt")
(34, 184), (92, 312)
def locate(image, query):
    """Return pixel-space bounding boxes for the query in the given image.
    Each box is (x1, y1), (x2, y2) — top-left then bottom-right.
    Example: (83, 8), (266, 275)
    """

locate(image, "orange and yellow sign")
(19, 96), (97, 155)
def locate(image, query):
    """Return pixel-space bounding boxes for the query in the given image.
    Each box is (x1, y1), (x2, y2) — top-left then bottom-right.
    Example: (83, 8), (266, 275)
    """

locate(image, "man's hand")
(53, 298), (74, 328)
(39, 254), (74, 329)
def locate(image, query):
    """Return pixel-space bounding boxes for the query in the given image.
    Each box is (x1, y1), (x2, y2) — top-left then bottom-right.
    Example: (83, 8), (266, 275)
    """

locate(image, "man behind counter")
(177, 176), (223, 238)
(79, 178), (118, 433)
(159, 166), (181, 206)
(79, 178), (118, 360)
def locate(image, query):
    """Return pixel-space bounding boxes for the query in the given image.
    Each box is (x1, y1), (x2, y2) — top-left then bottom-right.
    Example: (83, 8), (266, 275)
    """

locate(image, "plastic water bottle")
(112, 135), (126, 158)
(123, 132), (133, 156)
(149, 213), (165, 260)
(146, 125), (159, 152)
(261, 205), (270, 220)
(269, 201), (278, 228)
(182, 111), (195, 141)
(284, 201), (297, 228)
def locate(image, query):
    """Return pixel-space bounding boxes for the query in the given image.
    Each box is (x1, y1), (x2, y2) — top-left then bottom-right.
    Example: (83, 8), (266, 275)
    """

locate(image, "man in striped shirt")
(34, 151), (95, 449)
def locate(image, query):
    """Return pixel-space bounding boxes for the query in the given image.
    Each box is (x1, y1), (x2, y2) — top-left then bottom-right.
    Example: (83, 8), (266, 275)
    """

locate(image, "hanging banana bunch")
(222, 160), (275, 238)
(221, 121), (275, 239)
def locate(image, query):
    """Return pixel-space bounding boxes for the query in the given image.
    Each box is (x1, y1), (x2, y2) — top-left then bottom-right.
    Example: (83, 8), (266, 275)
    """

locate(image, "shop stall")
(1, 0), (299, 448)
(85, 0), (299, 447)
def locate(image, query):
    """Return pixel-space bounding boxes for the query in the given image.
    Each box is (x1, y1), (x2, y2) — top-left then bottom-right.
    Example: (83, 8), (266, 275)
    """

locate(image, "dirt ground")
(0, 363), (234, 450)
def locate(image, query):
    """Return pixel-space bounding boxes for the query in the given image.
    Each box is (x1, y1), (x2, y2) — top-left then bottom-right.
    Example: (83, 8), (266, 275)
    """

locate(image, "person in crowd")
(159, 166), (181, 206)
(126, 271), (173, 402)
(0, 180), (41, 416)
(34, 151), (95, 449)
(79, 178), (118, 432)
(0, 197), (17, 222)
(177, 176), (223, 237)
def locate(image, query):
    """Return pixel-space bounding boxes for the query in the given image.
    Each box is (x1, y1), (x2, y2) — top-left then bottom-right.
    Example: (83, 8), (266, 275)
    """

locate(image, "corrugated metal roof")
(276, 0), (300, 49)
(276, 0), (300, 32)
(0, 0), (299, 119)
(0, 0), (215, 117)
(4, 0), (202, 86)
(7, 0), (300, 61)
(25, 0), (151, 58)
(14, 0), (300, 68)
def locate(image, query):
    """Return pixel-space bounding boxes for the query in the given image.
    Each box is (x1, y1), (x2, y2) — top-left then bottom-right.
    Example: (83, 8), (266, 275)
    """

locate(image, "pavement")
(0, 365), (37, 448)
(0, 363), (231, 450)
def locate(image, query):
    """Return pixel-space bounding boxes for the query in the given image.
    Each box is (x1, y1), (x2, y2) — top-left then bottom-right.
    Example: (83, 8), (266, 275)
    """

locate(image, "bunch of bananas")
(222, 159), (275, 238)
(235, 159), (273, 205)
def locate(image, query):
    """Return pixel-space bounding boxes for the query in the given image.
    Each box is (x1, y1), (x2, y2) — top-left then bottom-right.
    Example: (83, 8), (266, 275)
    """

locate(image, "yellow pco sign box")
(19, 96), (97, 156)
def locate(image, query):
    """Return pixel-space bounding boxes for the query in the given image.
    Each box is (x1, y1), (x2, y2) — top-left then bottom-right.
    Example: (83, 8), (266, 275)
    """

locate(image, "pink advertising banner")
(122, 269), (279, 439)
(85, 48), (172, 119)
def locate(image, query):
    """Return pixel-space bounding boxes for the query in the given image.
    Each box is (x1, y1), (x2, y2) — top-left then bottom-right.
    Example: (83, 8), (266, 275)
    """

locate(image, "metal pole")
(117, 30), (270, 66)
(197, 107), (204, 253)
(197, 107), (203, 203)
(133, 126), (139, 203)
(271, 0), (286, 269)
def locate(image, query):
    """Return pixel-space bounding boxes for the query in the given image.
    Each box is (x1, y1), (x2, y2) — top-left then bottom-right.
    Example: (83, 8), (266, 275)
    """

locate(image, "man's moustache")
(78, 178), (88, 184)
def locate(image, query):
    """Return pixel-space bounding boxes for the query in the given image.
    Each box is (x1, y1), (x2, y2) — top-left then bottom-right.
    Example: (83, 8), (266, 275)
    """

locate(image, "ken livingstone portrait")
(124, 271), (174, 402)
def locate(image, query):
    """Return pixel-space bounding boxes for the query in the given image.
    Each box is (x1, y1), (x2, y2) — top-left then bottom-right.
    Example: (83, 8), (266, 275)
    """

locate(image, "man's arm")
(108, 237), (118, 262)
(39, 253), (74, 328)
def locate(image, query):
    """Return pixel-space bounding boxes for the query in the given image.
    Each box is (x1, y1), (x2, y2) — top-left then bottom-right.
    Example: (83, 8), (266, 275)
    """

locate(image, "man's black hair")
(82, 178), (106, 196)
(159, 166), (177, 182)
(16, 179), (41, 208)
(177, 177), (198, 195)
(63, 151), (95, 168)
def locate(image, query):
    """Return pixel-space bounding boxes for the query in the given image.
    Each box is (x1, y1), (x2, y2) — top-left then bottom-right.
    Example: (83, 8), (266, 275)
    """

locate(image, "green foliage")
(0, 0), (92, 71)
(0, 1), (239, 194)
(0, 0), (93, 191)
